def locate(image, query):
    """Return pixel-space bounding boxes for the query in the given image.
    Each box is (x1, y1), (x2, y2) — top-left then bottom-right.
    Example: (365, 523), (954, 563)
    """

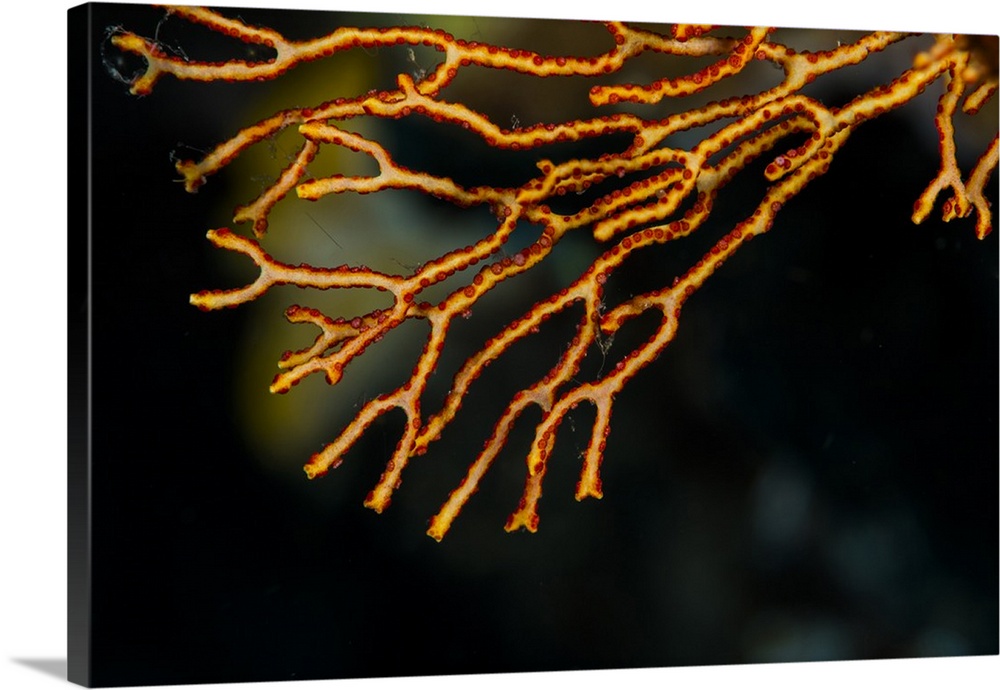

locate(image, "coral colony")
(110, 6), (997, 540)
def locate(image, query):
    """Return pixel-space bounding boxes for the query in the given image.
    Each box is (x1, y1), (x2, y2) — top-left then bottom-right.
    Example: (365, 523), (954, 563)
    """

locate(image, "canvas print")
(68, 2), (998, 687)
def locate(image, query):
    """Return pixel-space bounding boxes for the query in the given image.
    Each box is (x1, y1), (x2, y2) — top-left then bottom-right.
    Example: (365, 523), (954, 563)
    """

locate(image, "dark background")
(71, 4), (997, 687)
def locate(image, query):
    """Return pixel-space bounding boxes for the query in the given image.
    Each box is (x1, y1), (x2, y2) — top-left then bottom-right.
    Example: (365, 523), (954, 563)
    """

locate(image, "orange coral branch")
(111, 6), (997, 539)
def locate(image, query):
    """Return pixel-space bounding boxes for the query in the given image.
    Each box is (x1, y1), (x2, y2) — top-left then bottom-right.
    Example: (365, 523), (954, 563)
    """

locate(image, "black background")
(72, 4), (997, 687)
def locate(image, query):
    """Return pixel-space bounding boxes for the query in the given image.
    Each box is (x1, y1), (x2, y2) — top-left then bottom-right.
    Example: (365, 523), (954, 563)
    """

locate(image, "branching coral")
(109, 5), (997, 539)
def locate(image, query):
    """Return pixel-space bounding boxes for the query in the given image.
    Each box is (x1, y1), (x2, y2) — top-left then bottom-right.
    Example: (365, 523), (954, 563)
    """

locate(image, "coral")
(109, 5), (997, 539)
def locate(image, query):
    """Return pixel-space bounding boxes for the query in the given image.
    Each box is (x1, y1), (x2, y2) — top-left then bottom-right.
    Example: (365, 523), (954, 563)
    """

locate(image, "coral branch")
(111, 6), (997, 539)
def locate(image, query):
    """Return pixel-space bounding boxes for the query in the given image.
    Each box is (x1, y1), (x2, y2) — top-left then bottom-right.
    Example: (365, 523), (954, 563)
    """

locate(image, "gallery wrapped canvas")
(68, 2), (997, 687)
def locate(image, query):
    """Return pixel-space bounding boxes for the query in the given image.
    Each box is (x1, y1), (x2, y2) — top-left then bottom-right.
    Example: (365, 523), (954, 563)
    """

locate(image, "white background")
(2, 0), (996, 688)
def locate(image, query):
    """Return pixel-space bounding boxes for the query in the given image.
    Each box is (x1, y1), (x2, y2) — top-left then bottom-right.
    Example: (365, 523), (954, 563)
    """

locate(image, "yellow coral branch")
(112, 7), (997, 539)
